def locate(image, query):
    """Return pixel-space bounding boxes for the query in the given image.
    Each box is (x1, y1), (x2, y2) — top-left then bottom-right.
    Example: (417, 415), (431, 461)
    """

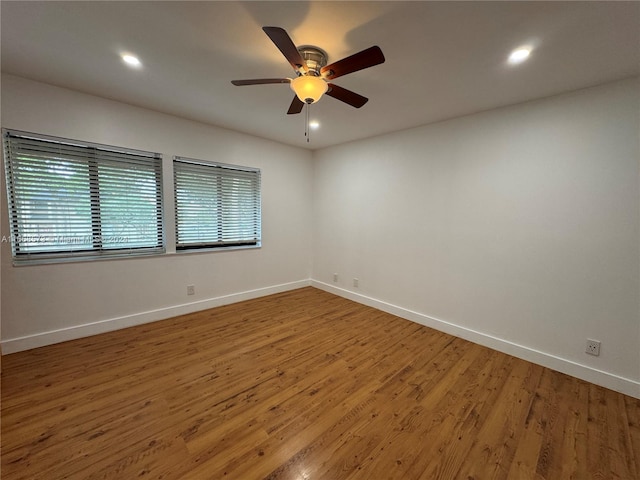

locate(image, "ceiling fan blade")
(231, 78), (290, 86)
(326, 83), (368, 108)
(321, 46), (385, 80)
(262, 26), (308, 73)
(287, 96), (305, 115)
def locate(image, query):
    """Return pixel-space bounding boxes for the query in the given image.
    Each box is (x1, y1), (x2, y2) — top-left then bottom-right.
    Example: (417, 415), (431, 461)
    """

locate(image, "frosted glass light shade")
(290, 75), (328, 104)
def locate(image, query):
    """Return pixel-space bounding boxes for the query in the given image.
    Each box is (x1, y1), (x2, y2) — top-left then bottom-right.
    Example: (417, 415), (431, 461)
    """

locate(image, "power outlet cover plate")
(585, 339), (601, 356)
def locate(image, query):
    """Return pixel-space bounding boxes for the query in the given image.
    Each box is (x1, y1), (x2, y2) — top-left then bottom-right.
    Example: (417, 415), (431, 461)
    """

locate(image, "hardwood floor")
(1, 287), (638, 479)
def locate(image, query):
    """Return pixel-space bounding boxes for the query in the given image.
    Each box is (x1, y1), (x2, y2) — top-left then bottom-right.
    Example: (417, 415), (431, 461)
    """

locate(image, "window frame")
(173, 156), (261, 252)
(2, 129), (165, 265)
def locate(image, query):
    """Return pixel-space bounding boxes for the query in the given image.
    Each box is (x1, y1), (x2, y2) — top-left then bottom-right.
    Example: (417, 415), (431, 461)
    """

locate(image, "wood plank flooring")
(1, 287), (639, 479)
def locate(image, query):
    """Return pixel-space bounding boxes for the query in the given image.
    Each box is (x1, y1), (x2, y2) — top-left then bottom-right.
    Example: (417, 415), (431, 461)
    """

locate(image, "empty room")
(1, 1), (639, 479)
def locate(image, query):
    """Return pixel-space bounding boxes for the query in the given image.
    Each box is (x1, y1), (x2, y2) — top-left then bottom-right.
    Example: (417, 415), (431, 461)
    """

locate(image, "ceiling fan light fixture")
(290, 75), (328, 104)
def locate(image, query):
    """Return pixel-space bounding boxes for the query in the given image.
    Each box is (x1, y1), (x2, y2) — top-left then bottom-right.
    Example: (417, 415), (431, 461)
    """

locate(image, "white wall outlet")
(353, 278), (359, 288)
(333, 273), (338, 282)
(187, 284), (195, 296)
(585, 339), (600, 356)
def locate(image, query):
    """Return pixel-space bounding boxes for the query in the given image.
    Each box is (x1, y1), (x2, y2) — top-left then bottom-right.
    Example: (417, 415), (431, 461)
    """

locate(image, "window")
(173, 157), (261, 250)
(3, 129), (164, 264)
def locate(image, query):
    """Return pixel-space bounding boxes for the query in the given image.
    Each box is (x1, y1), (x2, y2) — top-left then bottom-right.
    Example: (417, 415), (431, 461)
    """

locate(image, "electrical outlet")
(353, 278), (359, 288)
(187, 285), (195, 296)
(585, 339), (600, 356)
(333, 273), (338, 282)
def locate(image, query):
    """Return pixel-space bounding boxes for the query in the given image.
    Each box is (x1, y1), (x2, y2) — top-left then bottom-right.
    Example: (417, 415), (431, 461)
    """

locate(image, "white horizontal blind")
(3, 129), (164, 264)
(173, 157), (261, 250)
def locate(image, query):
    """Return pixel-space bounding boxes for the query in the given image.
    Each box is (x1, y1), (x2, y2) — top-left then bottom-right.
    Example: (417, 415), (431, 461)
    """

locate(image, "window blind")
(173, 157), (261, 250)
(3, 129), (164, 264)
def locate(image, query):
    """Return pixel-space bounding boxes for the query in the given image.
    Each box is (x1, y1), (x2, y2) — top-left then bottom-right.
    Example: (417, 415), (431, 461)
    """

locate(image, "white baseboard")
(312, 280), (640, 399)
(3, 278), (638, 399)
(0, 280), (311, 355)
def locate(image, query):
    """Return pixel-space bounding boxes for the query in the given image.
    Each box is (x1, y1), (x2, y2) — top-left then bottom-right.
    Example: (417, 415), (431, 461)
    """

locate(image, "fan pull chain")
(305, 103), (310, 143)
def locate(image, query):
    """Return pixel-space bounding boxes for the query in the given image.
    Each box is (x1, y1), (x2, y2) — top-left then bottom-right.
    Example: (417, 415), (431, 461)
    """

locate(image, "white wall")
(312, 77), (640, 397)
(0, 74), (313, 352)
(2, 74), (639, 398)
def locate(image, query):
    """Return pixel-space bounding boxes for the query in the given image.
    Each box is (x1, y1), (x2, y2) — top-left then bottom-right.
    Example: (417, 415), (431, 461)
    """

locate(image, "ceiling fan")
(231, 26), (385, 115)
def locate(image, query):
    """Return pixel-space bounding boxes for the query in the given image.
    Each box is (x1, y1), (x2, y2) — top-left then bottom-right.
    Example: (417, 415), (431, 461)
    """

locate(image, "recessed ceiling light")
(508, 47), (531, 65)
(121, 53), (141, 68)
(309, 120), (320, 130)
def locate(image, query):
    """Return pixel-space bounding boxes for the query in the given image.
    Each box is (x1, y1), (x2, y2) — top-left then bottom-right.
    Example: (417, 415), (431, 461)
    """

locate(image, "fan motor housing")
(297, 46), (328, 76)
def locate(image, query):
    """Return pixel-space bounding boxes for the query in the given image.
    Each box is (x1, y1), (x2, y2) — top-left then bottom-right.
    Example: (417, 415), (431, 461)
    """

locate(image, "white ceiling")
(2, 1), (639, 150)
